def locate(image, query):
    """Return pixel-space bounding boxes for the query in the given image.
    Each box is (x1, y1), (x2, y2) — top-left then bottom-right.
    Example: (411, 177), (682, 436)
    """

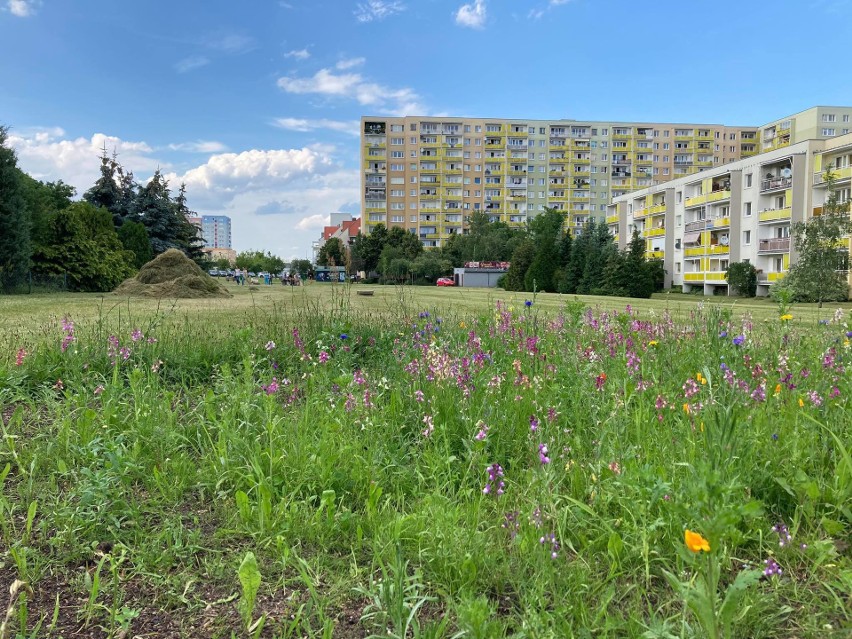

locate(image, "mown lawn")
(0, 286), (850, 638)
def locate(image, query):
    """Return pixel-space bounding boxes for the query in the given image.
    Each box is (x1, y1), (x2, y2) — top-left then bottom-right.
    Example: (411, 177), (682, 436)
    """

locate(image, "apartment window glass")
(391, 151), (404, 158)
(410, 176), (417, 183)
(743, 230), (751, 245)
(745, 173), (752, 187)
(410, 124), (417, 131)
(663, 130), (669, 137)
(390, 164), (404, 171)
(822, 114), (837, 122)
(601, 128), (608, 136)
(676, 191), (683, 203)
(744, 202), (752, 216)
(410, 163), (417, 170)
(822, 128), (836, 136)
(464, 125), (471, 132)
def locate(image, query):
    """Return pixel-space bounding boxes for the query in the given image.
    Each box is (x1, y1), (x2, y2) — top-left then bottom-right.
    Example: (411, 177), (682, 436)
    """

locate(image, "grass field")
(0, 284), (850, 638)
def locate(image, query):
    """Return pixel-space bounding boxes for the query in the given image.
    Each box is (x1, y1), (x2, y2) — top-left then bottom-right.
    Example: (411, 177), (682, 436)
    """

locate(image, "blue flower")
(340, 333), (348, 340)
(719, 330), (728, 338)
(525, 300), (533, 307)
(733, 335), (745, 346)
(772, 433), (779, 441)
(846, 331), (852, 338)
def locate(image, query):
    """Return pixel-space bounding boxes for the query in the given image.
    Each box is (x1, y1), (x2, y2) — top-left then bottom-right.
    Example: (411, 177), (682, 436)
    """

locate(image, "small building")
(314, 266), (347, 283)
(453, 261), (510, 288)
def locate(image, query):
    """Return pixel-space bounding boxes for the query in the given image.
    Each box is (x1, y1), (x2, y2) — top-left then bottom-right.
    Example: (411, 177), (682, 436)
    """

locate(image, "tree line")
(339, 209), (663, 297)
(0, 126), (203, 293)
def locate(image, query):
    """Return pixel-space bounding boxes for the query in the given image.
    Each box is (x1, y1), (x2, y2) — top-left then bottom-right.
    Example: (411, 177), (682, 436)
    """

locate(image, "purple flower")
(340, 333), (348, 340)
(525, 300), (533, 308)
(538, 443), (551, 465)
(719, 330), (728, 338)
(265, 340), (276, 351)
(846, 331), (852, 338)
(763, 557), (782, 577)
(483, 463), (505, 496)
(131, 329), (144, 342)
(733, 335), (745, 346)
(529, 415), (539, 432)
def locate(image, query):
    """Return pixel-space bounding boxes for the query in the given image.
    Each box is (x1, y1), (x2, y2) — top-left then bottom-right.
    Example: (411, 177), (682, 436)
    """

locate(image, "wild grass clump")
(0, 297), (849, 637)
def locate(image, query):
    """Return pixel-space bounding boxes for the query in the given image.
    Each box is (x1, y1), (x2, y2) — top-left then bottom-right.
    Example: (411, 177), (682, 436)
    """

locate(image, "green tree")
(290, 259), (313, 279)
(33, 201), (134, 291)
(173, 183), (205, 263)
(0, 126), (31, 291)
(726, 262), (758, 297)
(134, 170), (188, 256)
(625, 230), (655, 298)
(787, 170), (852, 305)
(19, 174), (74, 253)
(351, 224), (387, 274)
(524, 207), (563, 292)
(84, 148), (124, 225)
(317, 237), (347, 268)
(579, 221), (615, 294)
(505, 240), (536, 291)
(411, 252), (452, 283)
(117, 220), (153, 269)
(564, 224), (590, 294)
(386, 226), (423, 260)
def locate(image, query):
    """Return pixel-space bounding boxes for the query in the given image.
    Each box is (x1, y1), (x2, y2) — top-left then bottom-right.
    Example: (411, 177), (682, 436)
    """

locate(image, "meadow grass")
(0, 284), (850, 638)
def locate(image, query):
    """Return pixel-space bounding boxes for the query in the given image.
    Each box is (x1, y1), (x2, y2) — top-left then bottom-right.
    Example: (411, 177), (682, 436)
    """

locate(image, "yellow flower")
(649, 340), (658, 347)
(459, 321), (466, 329)
(700, 421), (705, 433)
(683, 403), (690, 415)
(798, 398), (805, 408)
(685, 529), (711, 553)
(774, 383), (782, 395)
(780, 314), (793, 321)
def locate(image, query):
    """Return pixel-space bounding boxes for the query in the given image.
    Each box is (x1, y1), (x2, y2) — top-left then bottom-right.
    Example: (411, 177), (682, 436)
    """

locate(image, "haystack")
(114, 249), (231, 299)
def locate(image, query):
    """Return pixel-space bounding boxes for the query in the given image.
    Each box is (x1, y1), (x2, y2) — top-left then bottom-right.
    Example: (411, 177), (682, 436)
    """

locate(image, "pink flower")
(422, 414), (435, 438)
(94, 385), (104, 395)
(265, 340), (276, 351)
(318, 350), (330, 364)
(608, 461), (622, 475)
(15, 348), (27, 366)
(131, 329), (144, 342)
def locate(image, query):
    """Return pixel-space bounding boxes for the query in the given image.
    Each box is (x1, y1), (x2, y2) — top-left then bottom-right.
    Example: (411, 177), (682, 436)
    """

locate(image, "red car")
(436, 277), (455, 287)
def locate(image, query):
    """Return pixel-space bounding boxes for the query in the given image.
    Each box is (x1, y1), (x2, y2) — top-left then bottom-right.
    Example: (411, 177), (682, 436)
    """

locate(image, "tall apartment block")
(200, 215), (232, 249)
(759, 106), (852, 153)
(361, 117), (759, 247)
(608, 132), (852, 296)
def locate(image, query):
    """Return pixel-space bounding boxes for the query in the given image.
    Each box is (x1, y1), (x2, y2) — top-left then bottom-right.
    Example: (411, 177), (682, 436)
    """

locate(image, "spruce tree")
(84, 147), (124, 225)
(0, 126), (31, 291)
(134, 170), (184, 256)
(524, 207), (563, 292)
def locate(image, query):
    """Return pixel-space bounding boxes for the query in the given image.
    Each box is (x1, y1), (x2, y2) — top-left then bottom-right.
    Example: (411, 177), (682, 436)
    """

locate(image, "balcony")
(606, 214), (619, 224)
(685, 194), (707, 208)
(760, 176), (793, 192)
(633, 208), (650, 220)
(757, 272), (786, 283)
(684, 273), (705, 282)
(758, 238), (791, 253)
(646, 250), (664, 259)
(705, 271), (728, 282)
(707, 190), (731, 203)
(759, 207), (792, 223)
(643, 227), (666, 238)
(708, 245), (730, 255)
(707, 217), (730, 229)
(814, 165), (852, 185)
(685, 220), (707, 233)
(649, 203), (667, 215)
(684, 247), (705, 257)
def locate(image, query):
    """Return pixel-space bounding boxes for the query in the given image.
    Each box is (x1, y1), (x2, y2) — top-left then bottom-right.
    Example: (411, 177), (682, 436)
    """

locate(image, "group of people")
(230, 269), (302, 286)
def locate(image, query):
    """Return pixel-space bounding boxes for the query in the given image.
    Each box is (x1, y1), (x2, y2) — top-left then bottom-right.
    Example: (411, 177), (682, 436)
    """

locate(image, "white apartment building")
(609, 133), (852, 296)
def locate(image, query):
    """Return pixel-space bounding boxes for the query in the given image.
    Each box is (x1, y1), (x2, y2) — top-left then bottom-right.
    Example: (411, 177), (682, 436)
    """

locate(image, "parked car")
(208, 268), (219, 276)
(436, 277), (455, 287)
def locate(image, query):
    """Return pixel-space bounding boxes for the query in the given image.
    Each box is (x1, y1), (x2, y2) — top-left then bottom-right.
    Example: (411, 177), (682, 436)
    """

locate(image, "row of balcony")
(813, 165), (852, 185)
(685, 190), (731, 208)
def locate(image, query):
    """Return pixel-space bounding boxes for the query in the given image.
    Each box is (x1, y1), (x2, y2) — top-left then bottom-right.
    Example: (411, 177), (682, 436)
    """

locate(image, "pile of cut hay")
(114, 249), (231, 299)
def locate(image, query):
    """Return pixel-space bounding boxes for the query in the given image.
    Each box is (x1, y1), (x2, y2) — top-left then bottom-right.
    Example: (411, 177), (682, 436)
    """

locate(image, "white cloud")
(295, 214), (330, 230)
(6, 0), (38, 17)
(175, 55), (210, 73)
(170, 147), (335, 195)
(355, 0), (405, 23)
(167, 140), (229, 153)
(272, 118), (359, 136)
(455, 0), (486, 29)
(336, 57), (366, 70)
(8, 128), (159, 193)
(8, 126), (359, 260)
(285, 48), (311, 60)
(277, 67), (425, 115)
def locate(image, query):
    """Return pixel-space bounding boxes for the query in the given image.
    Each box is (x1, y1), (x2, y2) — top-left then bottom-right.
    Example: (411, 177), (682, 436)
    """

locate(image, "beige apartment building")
(759, 106), (852, 153)
(361, 116), (759, 247)
(608, 132), (852, 296)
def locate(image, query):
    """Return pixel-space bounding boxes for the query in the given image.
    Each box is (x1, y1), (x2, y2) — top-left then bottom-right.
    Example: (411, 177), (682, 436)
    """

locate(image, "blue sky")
(3, 0), (852, 260)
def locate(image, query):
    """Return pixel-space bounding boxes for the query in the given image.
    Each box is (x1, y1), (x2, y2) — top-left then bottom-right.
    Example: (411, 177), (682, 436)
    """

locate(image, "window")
(410, 124), (417, 131)
(822, 128), (836, 136)
(390, 125), (403, 132)
(464, 125), (471, 132)
(391, 216), (404, 223)
(676, 215), (682, 226)
(410, 176), (417, 183)
(743, 230), (751, 245)
(390, 164), (404, 171)
(744, 202), (752, 216)
(410, 150), (417, 157)
(410, 189), (417, 196)
(410, 203), (417, 209)
(410, 163), (417, 171)
(745, 173), (752, 187)
(390, 203), (405, 210)
(601, 129), (608, 136)
(676, 191), (683, 203)
(822, 114), (837, 122)
(675, 262), (681, 273)
(390, 137), (404, 145)
(410, 215), (417, 222)
(844, 114), (850, 123)
(843, 129), (850, 135)
(390, 189), (404, 197)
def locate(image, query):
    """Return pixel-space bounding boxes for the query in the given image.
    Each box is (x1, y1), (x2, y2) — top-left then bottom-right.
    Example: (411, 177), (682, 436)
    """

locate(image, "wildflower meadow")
(0, 287), (849, 638)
